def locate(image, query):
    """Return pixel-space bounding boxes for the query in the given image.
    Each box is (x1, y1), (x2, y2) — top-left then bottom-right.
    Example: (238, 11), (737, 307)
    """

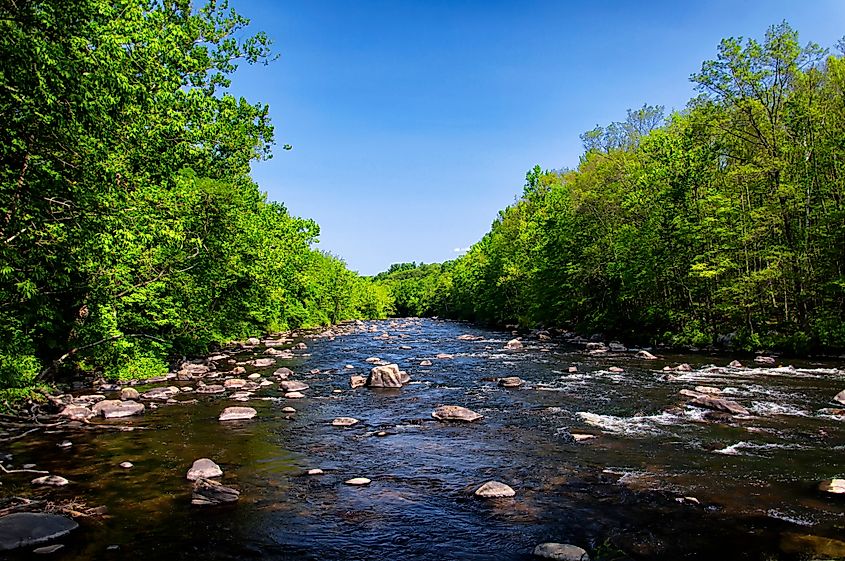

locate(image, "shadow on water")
(3, 318), (845, 560)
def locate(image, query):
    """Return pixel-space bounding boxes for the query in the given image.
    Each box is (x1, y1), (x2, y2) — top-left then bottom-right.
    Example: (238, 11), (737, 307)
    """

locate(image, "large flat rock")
(0, 513), (78, 551)
(92, 399), (145, 419)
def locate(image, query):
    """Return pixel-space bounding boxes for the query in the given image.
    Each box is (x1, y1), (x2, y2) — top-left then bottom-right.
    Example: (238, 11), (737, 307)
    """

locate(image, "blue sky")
(228, 0), (845, 275)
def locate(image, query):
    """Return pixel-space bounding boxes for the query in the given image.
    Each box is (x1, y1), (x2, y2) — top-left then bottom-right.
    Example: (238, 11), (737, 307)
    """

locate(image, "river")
(3, 318), (845, 560)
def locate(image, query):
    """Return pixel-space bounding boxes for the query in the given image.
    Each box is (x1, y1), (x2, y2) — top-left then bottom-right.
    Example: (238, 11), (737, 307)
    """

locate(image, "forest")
(375, 23), (845, 355)
(2, 5), (843, 399)
(0, 0), (391, 395)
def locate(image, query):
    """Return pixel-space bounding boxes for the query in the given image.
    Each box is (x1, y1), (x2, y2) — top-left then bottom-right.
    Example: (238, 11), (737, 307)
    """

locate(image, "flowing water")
(3, 318), (845, 560)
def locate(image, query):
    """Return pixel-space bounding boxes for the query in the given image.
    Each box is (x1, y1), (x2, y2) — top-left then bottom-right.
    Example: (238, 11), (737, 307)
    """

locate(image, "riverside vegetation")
(0, 0), (392, 397)
(0, 5), (843, 400)
(375, 23), (845, 356)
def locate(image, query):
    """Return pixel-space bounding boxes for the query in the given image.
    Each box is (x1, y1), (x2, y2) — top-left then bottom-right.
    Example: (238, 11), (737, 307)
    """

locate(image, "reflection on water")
(3, 318), (845, 560)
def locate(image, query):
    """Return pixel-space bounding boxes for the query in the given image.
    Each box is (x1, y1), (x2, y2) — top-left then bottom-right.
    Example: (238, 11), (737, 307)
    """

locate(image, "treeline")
(0, 0), (389, 390)
(376, 23), (845, 353)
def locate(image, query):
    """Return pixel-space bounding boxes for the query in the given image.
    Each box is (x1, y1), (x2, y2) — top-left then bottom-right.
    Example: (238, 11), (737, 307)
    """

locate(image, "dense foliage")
(0, 0), (388, 389)
(376, 23), (845, 353)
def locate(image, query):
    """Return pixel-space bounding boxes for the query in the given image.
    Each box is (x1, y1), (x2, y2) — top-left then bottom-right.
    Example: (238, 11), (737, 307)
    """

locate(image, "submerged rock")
(191, 478), (240, 506)
(92, 399), (145, 419)
(0, 513), (78, 551)
(432, 405), (483, 422)
(532, 543), (590, 560)
(187, 458), (223, 481)
(367, 364), (410, 388)
(218, 407), (256, 421)
(474, 481), (515, 498)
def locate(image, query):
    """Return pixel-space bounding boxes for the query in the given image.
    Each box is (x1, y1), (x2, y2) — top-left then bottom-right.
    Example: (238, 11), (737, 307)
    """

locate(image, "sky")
(227, 0), (845, 275)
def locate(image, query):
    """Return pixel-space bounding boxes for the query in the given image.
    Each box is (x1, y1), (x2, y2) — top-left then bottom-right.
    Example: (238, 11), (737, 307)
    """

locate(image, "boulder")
(675, 363), (693, 372)
(186, 458), (223, 481)
(689, 395), (749, 416)
(191, 478), (240, 506)
(350, 375), (367, 389)
(533, 543), (590, 561)
(31, 475), (69, 487)
(245, 337), (261, 346)
(92, 399), (145, 419)
(432, 405), (483, 422)
(223, 378), (247, 389)
(585, 342), (606, 351)
(754, 355), (776, 365)
(180, 363), (210, 375)
(120, 387), (140, 401)
(279, 380), (309, 392)
(497, 377), (523, 388)
(819, 478), (845, 494)
(218, 407), (256, 421)
(834, 390), (845, 406)
(232, 366), (246, 376)
(728, 360), (743, 368)
(608, 342), (626, 352)
(284, 392), (305, 399)
(274, 367), (294, 379)
(0, 513), (78, 551)
(331, 417), (360, 427)
(367, 364), (410, 388)
(636, 350), (657, 360)
(505, 339), (523, 350)
(58, 404), (94, 421)
(474, 481), (515, 498)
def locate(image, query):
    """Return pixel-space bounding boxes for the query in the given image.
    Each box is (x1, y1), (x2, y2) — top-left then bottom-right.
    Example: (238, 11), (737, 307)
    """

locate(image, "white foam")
(713, 441), (805, 456)
(750, 401), (809, 417)
(576, 411), (680, 436)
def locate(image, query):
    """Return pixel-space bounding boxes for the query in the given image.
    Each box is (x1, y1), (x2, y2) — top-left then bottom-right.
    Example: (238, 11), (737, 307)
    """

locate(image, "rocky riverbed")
(0, 318), (844, 560)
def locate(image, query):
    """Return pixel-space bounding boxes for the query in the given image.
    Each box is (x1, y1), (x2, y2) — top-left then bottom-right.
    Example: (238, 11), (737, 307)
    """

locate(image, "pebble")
(119, 461), (133, 469)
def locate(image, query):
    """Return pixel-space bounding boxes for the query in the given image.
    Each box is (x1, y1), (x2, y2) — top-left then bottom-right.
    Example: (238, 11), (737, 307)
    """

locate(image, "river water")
(3, 318), (845, 560)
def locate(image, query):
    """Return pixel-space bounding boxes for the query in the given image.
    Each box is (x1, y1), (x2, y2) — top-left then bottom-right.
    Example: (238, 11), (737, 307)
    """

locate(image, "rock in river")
(92, 399), (145, 419)
(819, 478), (845, 494)
(191, 478), (240, 506)
(475, 481), (515, 498)
(432, 405), (483, 422)
(331, 417), (360, 427)
(31, 475), (69, 487)
(636, 350), (657, 360)
(505, 338), (523, 350)
(279, 380), (309, 392)
(533, 542), (590, 560)
(689, 395), (749, 416)
(120, 387), (140, 400)
(58, 404), (94, 421)
(497, 376), (523, 388)
(367, 364), (410, 388)
(0, 512), (78, 551)
(834, 390), (845, 406)
(187, 458), (223, 481)
(350, 375), (367, 389)
(218, 407), (256, 421)
(344, 477), (371, 486)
